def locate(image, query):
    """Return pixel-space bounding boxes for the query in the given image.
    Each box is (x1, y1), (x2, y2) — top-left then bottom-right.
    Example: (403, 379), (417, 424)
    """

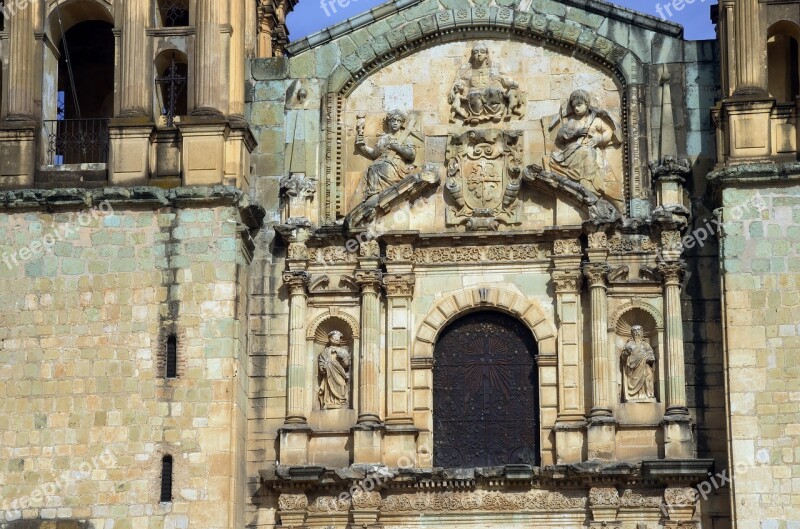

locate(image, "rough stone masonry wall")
(0, 198), (251, 529)
(720, 185), (800, 529)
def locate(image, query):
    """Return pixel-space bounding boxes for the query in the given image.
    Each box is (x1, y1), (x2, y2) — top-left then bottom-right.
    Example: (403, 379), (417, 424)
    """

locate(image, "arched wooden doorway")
(433, 311), (540, 467)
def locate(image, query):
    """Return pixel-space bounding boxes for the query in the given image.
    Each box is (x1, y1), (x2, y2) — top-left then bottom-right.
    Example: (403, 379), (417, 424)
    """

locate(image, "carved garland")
(413, 244), (549, 264)
(380, 490), (587, 512)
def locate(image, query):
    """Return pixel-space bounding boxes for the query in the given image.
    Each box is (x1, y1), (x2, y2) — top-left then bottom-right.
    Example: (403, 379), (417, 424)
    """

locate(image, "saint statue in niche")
(449, 42), (525, 124)
(355, 110), (419, 198)
(318, 330), (351, 409)
(549, 89), (622, 202)
(620, 325), (656, 401)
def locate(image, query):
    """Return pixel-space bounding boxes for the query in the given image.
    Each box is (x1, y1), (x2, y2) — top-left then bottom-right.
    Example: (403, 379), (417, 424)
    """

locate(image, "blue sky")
(287, 0), (717, 42)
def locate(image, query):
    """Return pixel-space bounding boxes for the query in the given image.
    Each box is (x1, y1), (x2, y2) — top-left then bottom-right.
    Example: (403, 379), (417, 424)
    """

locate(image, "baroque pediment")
(335, 39), (628, 231)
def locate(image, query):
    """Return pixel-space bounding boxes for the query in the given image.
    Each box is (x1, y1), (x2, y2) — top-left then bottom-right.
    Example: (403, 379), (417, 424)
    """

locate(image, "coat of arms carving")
(445, 129), (523, 230)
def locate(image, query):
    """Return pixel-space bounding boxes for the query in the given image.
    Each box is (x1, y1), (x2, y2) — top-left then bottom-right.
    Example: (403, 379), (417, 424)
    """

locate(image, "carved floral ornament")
(589, 487), (620, 507)
(278, 493), (308, 511)
(380, 490), (587, 512)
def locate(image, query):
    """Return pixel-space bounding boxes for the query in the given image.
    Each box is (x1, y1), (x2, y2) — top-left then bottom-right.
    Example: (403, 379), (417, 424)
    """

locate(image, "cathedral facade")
(0, 1), (796, 529)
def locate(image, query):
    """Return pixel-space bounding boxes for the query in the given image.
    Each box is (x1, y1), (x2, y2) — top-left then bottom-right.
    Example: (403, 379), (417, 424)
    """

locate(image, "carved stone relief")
(356, 110), (422, 198)
(445, 129), (523, 230)
(341, 40), (625, 230)
(528, 89), (624, 211)
(449, 42), (526, 125)
(318, 330), (351, 409)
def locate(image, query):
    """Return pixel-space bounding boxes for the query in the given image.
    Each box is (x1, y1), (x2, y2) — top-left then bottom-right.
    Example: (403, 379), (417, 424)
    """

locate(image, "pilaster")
(552, 239), (585, 464)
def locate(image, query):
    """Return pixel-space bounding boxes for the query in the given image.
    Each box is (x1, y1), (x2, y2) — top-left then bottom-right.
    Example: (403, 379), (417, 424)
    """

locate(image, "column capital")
(282, 270), (310, 294)
(552, 270), (583, 293)
(382, 273), (415, 298)
(658, 261), (687, 285)
(583, 263), (610, 288)
(355, 270), (383, 292)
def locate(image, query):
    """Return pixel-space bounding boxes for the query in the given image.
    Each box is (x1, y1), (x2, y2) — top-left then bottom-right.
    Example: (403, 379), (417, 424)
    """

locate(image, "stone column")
(119, 0), (151, 117)
(720, 0), (735, 97)
(584, 263), (616, 461)
(356, 268), (382, 425)
(584, 263), (612, 417)
(659, 261), (693, 458)
(283, 270), (310, 424)
(733, 0), (765, 95)
(256, 0), (274, 58)
(228, 0), (246, 119)
(193, 0), (225, 116)
(7, 0), (37, 121)
(659, 261), (688, 415)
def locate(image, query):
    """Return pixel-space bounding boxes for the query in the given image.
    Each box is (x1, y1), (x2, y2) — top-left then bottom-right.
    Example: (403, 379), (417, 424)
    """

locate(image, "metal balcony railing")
(43, 118), (110, 166)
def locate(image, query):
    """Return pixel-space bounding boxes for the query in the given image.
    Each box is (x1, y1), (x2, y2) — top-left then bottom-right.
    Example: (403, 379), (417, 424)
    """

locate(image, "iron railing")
(43, 118), (109, 165)
(158, 0), (189, 27)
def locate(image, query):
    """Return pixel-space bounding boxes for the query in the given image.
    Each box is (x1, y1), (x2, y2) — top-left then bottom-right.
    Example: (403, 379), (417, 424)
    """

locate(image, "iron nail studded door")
(433, 311), (540, 468)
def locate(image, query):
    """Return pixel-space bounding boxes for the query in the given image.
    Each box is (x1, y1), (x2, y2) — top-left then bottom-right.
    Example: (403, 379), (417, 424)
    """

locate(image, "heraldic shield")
(445, 129), (523, 230)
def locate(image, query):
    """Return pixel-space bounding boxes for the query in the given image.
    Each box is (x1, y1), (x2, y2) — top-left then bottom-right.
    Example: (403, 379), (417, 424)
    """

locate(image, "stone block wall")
(0, 189), (255, 529)
(718, 184), (800, 528)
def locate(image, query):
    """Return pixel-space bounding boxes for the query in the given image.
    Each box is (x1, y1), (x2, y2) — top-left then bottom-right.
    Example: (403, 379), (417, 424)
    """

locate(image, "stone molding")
(413, 285), (557, 358)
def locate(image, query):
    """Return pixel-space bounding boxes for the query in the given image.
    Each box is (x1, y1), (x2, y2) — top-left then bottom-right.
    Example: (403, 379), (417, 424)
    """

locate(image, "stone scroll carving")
(317, 330), (351, 409)
(620, 325), (656, 401)
(445, 129), (523, 230)
(449, 42), (526, 125)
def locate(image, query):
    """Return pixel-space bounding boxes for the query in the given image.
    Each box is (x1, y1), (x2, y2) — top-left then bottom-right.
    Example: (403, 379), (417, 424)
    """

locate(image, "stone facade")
(0, 1), (797, 529)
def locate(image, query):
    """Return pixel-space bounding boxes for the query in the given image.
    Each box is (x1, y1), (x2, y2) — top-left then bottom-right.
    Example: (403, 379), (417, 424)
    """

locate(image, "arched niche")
(611, 305), (664, 409)
(305, 310), (360, 432)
